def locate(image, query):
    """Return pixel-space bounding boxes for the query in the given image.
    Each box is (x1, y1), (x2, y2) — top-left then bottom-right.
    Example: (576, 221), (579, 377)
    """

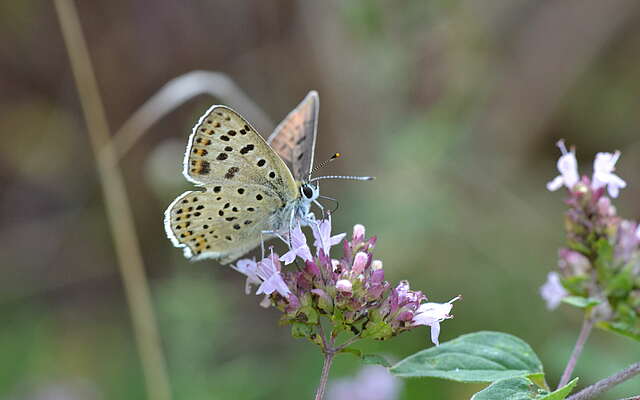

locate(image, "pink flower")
(280, 223), (313, 265)
(558, 248), (590, 275)
(547, 140), (579, 192)
(412, 296), (461, 345)
(312, 216), (346, 256)
(592, 151), (626, 198)
(352, 252), (369, 275)
(539, 272), (568, 310)
(256, 252), (291, 298)
(231, 258), (261, 295)
(596, 196), (616, 217)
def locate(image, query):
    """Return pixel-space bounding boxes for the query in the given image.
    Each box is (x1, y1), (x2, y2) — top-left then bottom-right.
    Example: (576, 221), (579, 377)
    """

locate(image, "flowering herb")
(542, 140), (640, 342)
(231, 217), (458, 399)
(540, 140), (640, 394)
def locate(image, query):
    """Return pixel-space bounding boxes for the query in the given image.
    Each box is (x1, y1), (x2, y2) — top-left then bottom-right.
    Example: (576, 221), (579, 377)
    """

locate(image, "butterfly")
(164, 91), (372, 264)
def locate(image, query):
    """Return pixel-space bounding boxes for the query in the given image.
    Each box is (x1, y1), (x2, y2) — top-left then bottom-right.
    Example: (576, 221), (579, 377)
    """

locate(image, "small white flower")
(280, 223), (313, 265)
(255, 252), (291, 298)
(539, 272), (568, 310)
(412, 296), (460, 346)
(547, 140), (579, 192)
(371, 259), (383, 270)
(231, 258), (261, 295)
(592, 151), (626, 198)
(312, 216), (347, 256)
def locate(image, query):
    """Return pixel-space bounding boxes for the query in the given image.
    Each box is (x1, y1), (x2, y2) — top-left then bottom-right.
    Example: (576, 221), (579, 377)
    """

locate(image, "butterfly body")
(164, 92), (320, 264)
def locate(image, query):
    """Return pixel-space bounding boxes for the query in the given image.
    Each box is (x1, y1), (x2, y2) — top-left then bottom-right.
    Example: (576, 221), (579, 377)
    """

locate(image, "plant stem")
(566, 361), (640, 400)
(334, 335), (362, 352)
(53, 1), (171, 399)
(315, 351), (335, 400)
(558, 317), (594, 389)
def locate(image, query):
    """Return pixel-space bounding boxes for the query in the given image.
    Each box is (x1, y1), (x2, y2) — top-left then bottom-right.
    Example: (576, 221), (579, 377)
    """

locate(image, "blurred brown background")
(2, 1), (640, 399)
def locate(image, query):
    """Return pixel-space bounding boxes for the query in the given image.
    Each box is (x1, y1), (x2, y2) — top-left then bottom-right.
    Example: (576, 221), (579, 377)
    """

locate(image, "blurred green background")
(2, 1), (640, 399)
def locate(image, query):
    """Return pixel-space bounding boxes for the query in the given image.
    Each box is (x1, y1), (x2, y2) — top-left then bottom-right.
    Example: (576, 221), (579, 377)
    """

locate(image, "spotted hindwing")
(267, 91), (319, 181)
(164, 184), (287, 264)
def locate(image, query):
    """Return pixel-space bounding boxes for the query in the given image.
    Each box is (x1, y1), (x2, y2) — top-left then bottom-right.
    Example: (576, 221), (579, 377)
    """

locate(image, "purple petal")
(371, 269), (385, 284)
(280, 249), (297, 265)
(329, 233), (346, 246)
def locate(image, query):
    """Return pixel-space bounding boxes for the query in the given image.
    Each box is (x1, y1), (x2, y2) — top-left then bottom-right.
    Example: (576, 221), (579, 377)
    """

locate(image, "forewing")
(267, 91), (318, 180)
(164, 185), (284, 264)
(184, 105), (297, 199)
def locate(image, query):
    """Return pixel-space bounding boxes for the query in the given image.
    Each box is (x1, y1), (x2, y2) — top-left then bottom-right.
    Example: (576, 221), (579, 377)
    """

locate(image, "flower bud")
(597, 196), (616, 217)
(353, 224), (366, 242)
(558, 248), (590, 275)
(336, 279), (353, 293)
(371, 259), (383, 270)
(352, 252), (368, 275)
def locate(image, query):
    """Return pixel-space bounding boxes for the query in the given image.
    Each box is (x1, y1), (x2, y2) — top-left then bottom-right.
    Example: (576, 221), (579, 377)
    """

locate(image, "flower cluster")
(542, 140), (640, 340)
(232, 217), (458, 346)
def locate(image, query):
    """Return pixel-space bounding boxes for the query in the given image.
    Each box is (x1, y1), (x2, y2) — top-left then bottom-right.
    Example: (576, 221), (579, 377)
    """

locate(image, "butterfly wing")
(164, 186), (287, 264)
(267, 91), (319, 181)
(184, 105), (296, 192)
(166, 105), (299, 263)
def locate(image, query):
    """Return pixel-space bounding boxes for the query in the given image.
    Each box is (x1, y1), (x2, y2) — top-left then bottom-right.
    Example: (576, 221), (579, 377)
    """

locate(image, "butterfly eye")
(302, 185), (314, 199)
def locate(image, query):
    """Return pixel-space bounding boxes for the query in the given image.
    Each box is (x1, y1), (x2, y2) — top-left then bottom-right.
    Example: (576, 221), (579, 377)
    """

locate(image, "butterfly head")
(300, 182), (320, 202)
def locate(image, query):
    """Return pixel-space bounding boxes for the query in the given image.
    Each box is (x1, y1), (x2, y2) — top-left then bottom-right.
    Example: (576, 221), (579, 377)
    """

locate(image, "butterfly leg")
(260, 230), (287, 259)
(313, 199), (325, 220)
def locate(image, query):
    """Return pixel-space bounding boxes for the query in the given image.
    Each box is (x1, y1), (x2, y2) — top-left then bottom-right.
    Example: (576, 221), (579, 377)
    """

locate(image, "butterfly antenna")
(307, 153), (341, 181)
(310, 175), (375, 182)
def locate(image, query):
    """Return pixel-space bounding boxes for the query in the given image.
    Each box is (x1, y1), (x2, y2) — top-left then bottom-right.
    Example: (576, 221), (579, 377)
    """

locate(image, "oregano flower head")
(232, 217), (458, 346)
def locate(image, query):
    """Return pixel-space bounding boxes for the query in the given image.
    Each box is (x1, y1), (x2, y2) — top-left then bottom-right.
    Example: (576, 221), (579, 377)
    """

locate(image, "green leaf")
(566, 240), (590, 256)
(541, 378), (579, 400)
(362, 353), (392, 368)
(361, 320), (393, 340)
(339, 347), (362, 357)
(339, 348), (392, 367)
(291, 322), (313, 338)
(561, 296), (601, 309)
(390, 331), (543, 382)
(597, 320), (640, 342)
(594, 238), (614, 282)
(561, 275), (588, 297)
(290, 322), (313, 338)
(606, 264), (634, 297)
(471, 377), (542, 400)
(298, 305), (319, 324)
(470, 377), (578, 400)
